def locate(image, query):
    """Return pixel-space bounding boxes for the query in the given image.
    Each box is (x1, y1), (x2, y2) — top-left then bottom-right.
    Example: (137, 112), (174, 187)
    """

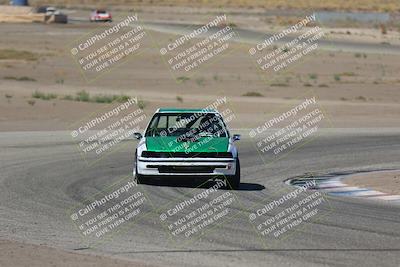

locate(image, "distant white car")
(45, 7), (58, 16)
(36, 6), (60, 16)
(90, 10), (112, 22)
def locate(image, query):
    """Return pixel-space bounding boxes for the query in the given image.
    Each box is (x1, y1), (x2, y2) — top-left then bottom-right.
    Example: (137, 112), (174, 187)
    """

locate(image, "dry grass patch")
(0, 49), (38, 61)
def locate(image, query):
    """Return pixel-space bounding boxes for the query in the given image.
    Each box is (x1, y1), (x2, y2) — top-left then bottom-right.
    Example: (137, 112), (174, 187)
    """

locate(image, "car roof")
(156, 108), (218, 114)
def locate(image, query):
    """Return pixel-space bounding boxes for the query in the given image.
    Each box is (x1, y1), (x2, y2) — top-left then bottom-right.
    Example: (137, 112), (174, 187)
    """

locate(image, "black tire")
(135, 164), (150, 184)
(226, 158), (240, 190)
(134, 152), (148, 184)
(134, 161), (140, 183)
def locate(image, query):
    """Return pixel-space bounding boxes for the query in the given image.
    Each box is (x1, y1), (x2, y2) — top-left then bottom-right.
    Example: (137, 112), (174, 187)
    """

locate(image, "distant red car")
(90, 10), (112, 22)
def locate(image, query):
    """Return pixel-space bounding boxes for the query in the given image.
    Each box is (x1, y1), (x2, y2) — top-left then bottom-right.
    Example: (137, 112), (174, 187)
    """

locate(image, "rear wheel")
(226, 158), (240, 190)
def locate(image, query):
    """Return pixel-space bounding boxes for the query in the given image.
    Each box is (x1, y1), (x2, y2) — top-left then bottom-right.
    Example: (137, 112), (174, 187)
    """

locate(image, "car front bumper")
(92, 16), (111, 21)
(136, 157), (236, 176)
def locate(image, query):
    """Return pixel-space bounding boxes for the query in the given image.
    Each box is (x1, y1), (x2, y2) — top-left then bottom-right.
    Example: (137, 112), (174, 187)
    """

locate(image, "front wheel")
(226, 158), (240, 190)
(134, 152), (148, 184)
(135, 163), (150, 184)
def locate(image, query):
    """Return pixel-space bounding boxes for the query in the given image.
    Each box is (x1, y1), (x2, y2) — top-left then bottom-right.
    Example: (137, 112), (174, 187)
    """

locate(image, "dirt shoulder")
(0, 22), (399, 131)
(343, 170), (400, 195)
(0, 239), (154, 267)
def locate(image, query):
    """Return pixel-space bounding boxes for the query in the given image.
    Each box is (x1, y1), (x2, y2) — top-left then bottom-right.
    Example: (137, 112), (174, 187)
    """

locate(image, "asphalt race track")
(1, 129), (400, 267)
(141, 22), (400, 56)
(68, 17), (400, 55)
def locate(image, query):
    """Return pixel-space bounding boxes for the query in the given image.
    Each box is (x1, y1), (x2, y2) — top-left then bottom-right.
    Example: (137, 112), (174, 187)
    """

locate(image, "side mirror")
(133, 132), (142, 140)
(232, 134), (241, 142)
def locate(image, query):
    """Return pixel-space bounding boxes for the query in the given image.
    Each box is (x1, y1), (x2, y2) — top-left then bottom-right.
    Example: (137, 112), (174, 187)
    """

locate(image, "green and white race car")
(133, 108), (241, 189)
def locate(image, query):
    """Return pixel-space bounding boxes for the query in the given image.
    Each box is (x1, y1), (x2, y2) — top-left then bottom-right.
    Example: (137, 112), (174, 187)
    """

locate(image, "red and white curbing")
(289, 176), (400, 204)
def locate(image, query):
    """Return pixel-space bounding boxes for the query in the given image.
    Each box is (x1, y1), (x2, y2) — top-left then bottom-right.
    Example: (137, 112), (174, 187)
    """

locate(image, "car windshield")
(145, 113), (228, 138)
(97, 10), (107, 14)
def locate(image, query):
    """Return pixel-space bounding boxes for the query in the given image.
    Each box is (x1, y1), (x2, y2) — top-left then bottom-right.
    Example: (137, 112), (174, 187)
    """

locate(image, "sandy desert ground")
(0, 10), (399, 131)
(344, 170), (400, 195)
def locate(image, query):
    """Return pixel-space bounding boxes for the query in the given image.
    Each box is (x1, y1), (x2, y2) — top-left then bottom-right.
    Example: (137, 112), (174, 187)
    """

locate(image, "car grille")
(141, 151), (233, 158)
(146, 165), (226, 173)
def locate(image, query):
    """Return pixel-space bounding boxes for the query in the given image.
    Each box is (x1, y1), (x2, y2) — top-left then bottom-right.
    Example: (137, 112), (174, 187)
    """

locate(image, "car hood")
(145, 137), (229, 153)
